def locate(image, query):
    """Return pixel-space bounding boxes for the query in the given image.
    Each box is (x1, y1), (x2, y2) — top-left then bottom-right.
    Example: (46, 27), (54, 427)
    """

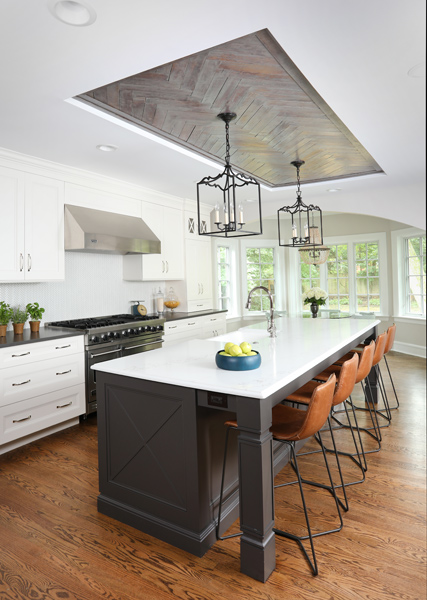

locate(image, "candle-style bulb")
(238, 203), (244, 224)
(292, 223), (297, 238)
(214, 203), (220, 224)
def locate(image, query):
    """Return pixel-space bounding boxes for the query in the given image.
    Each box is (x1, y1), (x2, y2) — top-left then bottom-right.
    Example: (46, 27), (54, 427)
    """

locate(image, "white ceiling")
(1, 0), (425, 227)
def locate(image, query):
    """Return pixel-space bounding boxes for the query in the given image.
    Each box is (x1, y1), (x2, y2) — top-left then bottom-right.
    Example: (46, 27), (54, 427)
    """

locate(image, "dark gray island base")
(96, 373), (291, 559)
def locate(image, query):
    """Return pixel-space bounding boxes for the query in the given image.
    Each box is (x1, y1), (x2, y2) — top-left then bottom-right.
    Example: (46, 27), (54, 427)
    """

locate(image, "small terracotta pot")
(0, 324), (7, 337)
(29, 321), (40, 333)
(13, 322), (25, 335)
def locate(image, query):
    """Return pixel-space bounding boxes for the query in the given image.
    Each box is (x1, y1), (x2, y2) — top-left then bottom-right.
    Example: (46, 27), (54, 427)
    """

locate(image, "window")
(355, 242), (380, 313)
(299, 233), (388, 315)
(327, 244), (349, 312)
(246, 246), (275, 312)
(217, 246), (231, 311)
(405, 235), (426, 316)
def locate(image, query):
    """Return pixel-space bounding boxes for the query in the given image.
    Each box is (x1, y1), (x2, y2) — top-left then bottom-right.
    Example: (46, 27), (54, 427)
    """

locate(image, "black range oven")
(45, 314), (164, 416)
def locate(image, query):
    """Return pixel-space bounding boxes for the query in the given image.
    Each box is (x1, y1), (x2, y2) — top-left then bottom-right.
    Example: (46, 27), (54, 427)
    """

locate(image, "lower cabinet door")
(0, 383), (85, 445)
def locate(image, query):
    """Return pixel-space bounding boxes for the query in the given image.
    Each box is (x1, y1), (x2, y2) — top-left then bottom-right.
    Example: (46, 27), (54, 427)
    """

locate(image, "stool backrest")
(384, 323), (396, 355)
(332, 352), (358, 406)
(355, 340), (375, 383)
(372, 332), (387, 367)
(294, 374), (336, 440)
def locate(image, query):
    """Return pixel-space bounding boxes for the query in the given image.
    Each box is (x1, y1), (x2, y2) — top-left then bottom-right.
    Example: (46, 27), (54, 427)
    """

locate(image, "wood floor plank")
(0, 352), (425, 599)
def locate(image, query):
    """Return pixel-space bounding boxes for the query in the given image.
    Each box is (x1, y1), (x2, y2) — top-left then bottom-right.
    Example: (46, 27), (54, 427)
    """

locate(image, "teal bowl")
(215, 350), (261, 371)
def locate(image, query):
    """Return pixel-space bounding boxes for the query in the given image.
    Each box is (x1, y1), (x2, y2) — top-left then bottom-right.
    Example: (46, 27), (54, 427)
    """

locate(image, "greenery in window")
(355, 242), (380, 312)
(406, 236), (426, 315)
(217, 246), (231, 311)
(327, 244), (349, 312)
(246, 247), (275, 311)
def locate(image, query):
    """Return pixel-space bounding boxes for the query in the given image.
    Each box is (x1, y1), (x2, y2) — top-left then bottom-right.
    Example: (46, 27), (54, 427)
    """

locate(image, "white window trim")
(323, 232), (389, 317)
(240, 238), (282, 317)
(212, 237), (240, 319)
(391, 226), (426, 320)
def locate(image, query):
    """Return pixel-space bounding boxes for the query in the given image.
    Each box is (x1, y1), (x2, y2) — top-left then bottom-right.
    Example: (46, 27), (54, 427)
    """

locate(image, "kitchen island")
(93, 316), (380, 582)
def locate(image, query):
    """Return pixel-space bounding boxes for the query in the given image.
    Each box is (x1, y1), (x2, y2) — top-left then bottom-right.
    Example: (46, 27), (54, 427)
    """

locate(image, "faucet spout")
(246, 286), (277, 337)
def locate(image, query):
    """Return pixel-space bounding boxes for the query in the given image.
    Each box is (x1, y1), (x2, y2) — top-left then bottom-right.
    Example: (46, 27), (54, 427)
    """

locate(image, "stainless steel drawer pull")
(55, 345), (71, 349)
(89, 349), (121, 358)
(168, 325), (178, 329)
(123, 340), (163, 351)
(12, 352), (31, 357)
(19, 253), (24, 271)
(56, 370), (72, 375)
(12, 379), (31, 386)
(13, 415), (32, 423)
(188, 322), (196, 326)
(57, 402), (72, 409)
(28, 253), (32, 271)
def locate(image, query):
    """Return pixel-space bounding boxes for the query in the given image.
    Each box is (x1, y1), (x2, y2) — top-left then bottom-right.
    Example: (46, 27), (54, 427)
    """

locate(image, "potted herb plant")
(11, 306), (29, 335)
(26, 302), (45, 333)
(302, 287), (328, 318)
(0, 301), (13, 337)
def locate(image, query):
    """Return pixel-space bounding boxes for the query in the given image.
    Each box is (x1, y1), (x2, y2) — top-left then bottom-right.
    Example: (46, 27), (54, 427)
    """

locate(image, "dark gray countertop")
(0, 327), (84, 348)
(162, 309), (227, 322)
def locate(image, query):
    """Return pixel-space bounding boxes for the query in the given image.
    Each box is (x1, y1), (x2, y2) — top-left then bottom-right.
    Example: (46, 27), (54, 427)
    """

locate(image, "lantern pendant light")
(277, 160), (330, 265)
(196, 112), (263, 238)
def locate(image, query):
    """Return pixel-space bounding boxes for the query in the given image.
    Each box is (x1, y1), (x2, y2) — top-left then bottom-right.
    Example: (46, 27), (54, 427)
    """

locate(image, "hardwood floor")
(0, 352), (425, 600)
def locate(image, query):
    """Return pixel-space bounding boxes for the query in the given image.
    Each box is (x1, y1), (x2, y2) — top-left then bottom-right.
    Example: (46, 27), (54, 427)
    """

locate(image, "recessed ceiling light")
(48, 0), (97, 27)
(408, 62), (426, 78)
(327, 188), (341, 193)
(96, 144), (118, 152)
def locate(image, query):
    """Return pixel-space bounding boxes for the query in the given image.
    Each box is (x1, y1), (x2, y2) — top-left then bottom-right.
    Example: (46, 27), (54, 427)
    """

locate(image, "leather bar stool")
(357, 324), (399, 413)
(313, 340), (378, 471)
(285, 353), (359, 505)
(217, 374), (337, 576)
(335, 332), (389, 433)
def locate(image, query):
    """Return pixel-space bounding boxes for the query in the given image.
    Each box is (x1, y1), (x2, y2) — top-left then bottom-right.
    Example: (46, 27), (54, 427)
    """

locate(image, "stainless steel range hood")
(64, 205), (161, 255)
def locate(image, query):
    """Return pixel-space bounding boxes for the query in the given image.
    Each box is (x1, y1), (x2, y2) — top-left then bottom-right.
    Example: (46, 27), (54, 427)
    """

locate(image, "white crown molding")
(0, 146), (184, 209)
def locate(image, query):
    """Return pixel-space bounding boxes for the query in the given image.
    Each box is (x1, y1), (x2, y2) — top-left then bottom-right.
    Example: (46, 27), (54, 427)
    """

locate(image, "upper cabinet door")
(0, 168), (25, 281)
(162, 206), (184, 280)
(24, 174), (65, 281)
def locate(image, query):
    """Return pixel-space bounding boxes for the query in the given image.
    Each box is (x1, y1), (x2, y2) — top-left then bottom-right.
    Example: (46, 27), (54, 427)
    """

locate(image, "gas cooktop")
(46, 313), (160, 329)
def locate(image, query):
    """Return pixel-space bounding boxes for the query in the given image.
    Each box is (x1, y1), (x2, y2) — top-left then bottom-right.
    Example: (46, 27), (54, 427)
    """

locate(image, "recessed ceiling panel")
(76, 29), (383, 187)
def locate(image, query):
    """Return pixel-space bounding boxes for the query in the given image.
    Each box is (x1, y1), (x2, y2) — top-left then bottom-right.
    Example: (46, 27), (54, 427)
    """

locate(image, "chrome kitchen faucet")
(245, 286), (277, 338)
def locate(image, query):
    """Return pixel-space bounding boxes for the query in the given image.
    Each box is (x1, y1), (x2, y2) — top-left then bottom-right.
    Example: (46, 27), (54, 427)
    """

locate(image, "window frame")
(391, 226), (426, 320)
(212, 237), (240, 319)
(302, 232), (389, 316)
(240, 239), (280, 316)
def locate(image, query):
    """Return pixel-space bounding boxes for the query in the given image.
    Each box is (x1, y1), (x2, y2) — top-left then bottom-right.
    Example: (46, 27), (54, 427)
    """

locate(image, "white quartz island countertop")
(92, 316), (380, 400)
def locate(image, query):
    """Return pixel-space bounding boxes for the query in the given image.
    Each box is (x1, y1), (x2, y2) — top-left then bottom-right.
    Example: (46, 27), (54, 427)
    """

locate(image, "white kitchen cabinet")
(123, 202), (184, 281)
(0, 167), (65, 282)
(163, 312), (227, 345)
(200, 313), (227, 339)
(0, 336), (85, 454)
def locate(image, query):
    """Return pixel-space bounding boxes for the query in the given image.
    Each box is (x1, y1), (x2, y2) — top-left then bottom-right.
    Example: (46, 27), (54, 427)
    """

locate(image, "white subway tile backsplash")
(0, 252), (160, 329)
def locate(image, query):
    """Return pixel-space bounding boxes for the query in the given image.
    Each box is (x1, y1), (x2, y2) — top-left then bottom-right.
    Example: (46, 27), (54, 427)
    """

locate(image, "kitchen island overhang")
(93, 316), (380, 582)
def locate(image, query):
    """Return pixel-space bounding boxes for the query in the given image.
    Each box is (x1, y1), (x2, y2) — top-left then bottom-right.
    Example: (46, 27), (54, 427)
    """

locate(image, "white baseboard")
(393, 341), (426, 358)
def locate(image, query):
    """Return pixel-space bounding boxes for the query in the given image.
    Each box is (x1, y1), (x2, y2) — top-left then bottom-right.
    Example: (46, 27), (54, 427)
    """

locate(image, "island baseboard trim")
(97, 494), (226, 557)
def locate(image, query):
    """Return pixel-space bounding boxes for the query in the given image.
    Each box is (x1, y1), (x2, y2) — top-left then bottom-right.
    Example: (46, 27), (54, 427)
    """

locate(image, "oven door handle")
(122, 339), (164, 351)
(89, 349), (122, 359)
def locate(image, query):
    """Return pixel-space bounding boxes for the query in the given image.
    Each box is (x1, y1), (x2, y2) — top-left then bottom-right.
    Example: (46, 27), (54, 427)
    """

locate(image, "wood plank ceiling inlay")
(76, 29), (383, 187)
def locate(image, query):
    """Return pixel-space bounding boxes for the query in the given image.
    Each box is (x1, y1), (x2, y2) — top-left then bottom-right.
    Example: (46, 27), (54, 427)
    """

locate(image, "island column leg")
(236, 396), (276, 582)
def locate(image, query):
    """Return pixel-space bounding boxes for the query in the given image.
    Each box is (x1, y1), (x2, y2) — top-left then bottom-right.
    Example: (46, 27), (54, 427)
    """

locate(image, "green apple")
(224, 342), (235, 353)
(219, 351), (230, 356)
(229, 344), (243, 356)
(246, 351), (258, 356)
(240, 341), (252, 354)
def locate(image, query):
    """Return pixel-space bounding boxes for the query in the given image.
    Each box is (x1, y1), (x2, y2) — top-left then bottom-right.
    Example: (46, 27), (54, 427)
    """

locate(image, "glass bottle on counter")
(155, 287), (164, 315)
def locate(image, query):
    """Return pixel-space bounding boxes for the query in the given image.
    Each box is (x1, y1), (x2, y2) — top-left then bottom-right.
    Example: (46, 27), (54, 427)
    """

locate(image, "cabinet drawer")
(187, 299), (213, 312)
(0, 383), (85, 445)
(164, 319), (202, 336)
(0, 336), (84, 369)
(0, 353), (85, 407)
